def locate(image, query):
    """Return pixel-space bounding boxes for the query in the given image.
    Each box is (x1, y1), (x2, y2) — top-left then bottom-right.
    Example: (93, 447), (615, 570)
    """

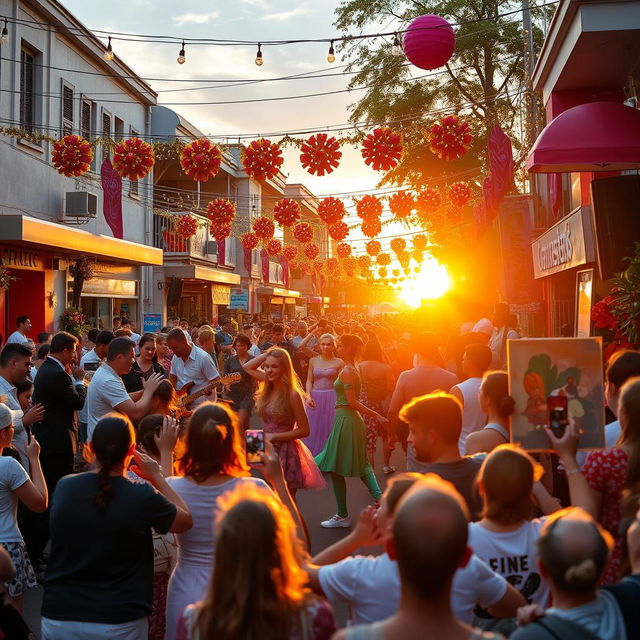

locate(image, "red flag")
(217, 237), (226, 265)
(243, 247), (252, 273)
(260, 249), (270, 283)
(487, 125), (514, 198)
(100, 156), (123, 239)
(280, 256), (289, 288)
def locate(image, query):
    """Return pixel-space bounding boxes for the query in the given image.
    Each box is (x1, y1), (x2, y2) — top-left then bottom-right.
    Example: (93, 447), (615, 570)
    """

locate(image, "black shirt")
(121, 360), (167, 393)
(42, 473), (176, 623)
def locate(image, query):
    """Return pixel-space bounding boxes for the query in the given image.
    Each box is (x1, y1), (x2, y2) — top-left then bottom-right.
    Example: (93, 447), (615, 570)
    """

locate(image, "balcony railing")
(153, 211), (215, 261)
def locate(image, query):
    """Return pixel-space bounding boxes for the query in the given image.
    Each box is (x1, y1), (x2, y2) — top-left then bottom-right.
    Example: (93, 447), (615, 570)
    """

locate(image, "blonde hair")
(318, 333), (336, 346)
(255, 347), (307, 419)
(198, 326), (215, 343)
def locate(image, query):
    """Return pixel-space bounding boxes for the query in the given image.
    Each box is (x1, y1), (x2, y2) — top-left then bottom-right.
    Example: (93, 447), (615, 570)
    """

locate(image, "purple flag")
(216, 237), (226, 265)
(100, 156), (123, 239)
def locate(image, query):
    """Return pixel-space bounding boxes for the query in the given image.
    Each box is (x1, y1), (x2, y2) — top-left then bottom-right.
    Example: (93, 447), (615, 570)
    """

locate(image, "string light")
(103, 36), (114, 61)
(391, 33), (403, 56)
(255, 43), (263, 66)
(177, 41), (186, 65)
(327, 41), (335, 64)
(0, 19), (8, 46)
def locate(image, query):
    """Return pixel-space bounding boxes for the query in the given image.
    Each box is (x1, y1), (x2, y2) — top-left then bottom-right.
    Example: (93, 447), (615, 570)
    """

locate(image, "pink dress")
(303, 366), (339, 456)
(263, 408), (325, 491)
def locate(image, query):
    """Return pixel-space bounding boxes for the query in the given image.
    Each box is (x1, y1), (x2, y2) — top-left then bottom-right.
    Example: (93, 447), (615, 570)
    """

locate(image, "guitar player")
(166, 328), (222, 408)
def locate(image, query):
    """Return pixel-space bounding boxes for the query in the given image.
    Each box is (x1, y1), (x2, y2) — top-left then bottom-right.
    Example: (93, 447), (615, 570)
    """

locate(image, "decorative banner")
(53, 134), (93, 177)
(180, 139), (222, 182)
(101, 156), (123, 239)
(243, 247), (252, 273)
(113, 137), (154, 180)
(217, 237), (226, 265)
(260, 249), (270, 283)
(242, 138), (283, 181)
(281, 256), (290, 288)
(360, 127), (403, 172)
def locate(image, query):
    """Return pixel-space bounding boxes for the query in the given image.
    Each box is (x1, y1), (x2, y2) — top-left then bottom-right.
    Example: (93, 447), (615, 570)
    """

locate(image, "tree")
(335, 0), (547, 188)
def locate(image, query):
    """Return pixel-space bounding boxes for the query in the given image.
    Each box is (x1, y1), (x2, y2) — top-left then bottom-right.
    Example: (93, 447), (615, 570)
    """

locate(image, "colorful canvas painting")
(507, 338), (605, 451)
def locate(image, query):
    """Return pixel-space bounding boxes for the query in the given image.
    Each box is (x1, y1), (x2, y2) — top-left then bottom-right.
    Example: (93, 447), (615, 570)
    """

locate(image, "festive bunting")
(328, 221), (349, 241)
(360, 127), (403, 172)
(299, 133), (342, 176)
(273, 198), (301, 227)
(112, 137), (154, 180)
(52, 135), (93, 177)
(206, 199), (236, 226)
(304, 242), (320, 259)
(242, 138), (283, 181)
(356, 194), (383, 220)
(366, 240), (382, 256)
(180, 139), (222, 182)
(175, 215), (199, 238)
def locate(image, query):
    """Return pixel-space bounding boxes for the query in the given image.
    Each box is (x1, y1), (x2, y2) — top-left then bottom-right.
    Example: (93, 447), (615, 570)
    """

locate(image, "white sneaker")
(321, 515), (351, 528)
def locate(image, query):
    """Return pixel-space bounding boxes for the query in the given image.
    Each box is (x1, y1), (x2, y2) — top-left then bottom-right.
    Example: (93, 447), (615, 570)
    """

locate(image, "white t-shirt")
(318, 551), (506, 625)
(489, 327), (520, 368)
(248, 344), (261, 357)
(469, 519), (549, 608)
(455, 377), (486, 455)
(86, 362), (131, 441)
(170, 345), (220, 407)
(78, 349), (102, 424)
(5, 331), (28, 345)
(0, 457), (29, 542)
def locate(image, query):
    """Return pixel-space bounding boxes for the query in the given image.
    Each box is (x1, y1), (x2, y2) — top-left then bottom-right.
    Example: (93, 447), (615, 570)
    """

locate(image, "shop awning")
(163, 264), (240, 285)
(255, 286), (300, 298)
(0, 215), (163, 266)
(526, 102), (640, 173)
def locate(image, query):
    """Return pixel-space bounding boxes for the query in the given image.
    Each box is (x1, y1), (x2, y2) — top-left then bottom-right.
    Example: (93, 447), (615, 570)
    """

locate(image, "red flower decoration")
(376, 252), (391, 266)
(378, 267), (388, 278)
(113, 137), (154, 180)
(265, 238), (282, 257)
(416, 188), (442, 213)
(447, 182), (473, 208)
(428, 115), (473, 161)
(398, 251), (410, 268)
(361, 127), (403, 172)
(412, 249), (424, 263)
(592, 297), (617, 330)
(361, 217), (382, 238)
(273, 198), (301, 227)
(304, 242), (320, 260)
(388, 192), (415, 221)
(282, 245), (298, 261)
(252, 216), (275, 240)
(358, 255), (372, 268)
(288, 259), (299, 272)
(175, 215), (199, 238)
(241, 232), (259, 250)
(326, 257), (340, 274)
(242, 138), (283, 181)
(318, 197), (346, 225)
(413, 234), (428, 251)
(210, 222), (232, 239)
(52, 135), (93, 177)
(356, 194), (383, 220)
(328, 221), (349, 242)
(293, 222), (313, 244)
(366, 240), (382, 256)
(336, 243), (352, 259)
(313, 259), (324, 271)
(206, 199), (236, 226)
(390, 238), (407, 254)
(300, 134), (342, 176)
(180, 139), (222, 182)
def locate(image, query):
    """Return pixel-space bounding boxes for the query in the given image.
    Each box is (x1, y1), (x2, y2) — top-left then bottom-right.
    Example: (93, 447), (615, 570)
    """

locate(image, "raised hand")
(142, 372), (165, 394)
(154, 416), (179, 453)
(22, 403), (45, 427)
(130, 448), (162, 482)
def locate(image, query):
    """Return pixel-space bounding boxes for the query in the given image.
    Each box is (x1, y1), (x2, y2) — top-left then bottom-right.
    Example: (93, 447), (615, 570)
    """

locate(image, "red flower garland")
(313, 259), (324, 271)
(304, 243), (320, 260)
(206, 199), (236, 226)
(52, 135), (93, 177)
(361, 217), (382, 238)
(328, 221), (349, 242)
(180, 139), (222, 182)
(273, 198), (301, 227)
(318, 197), (346, 225)
(356, 194), (383, 220)
(282, 245), (298, 261)
(336, 243), (352, 259)
(413, 234), (428, 251)
(242, 138), (283, 181)
(112, 137), (154, 180)
(428, 115), (473, 161)
(241, 232), (259, 250)
(175, 215), (199, 238)
(388, 192), (415, 221)
(326, 257), (340, 274)
(390, 238), (407, 254)
(252, 216), (275, 240)
(366, 240), (382, 256)
(293, 222), (313, 244)
(378, 267), (388, 278)
(416, 188), (442, 213)
(299, 133), (342, 176)
(265, 238), (282, 257)
(376, 252), (391, 266)
(447, 182), (473, 208)
(358, 255), (372, 268)
(361, 127), (403, 172)
(210, 222), (232, 239)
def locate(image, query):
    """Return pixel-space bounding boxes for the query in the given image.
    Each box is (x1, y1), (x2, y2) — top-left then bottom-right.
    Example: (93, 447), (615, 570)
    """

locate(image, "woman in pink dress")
(244, 347), (325, 499)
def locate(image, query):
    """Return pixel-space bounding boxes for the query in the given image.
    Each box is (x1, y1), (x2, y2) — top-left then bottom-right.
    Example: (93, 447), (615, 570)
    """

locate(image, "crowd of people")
(0, 303), (638, 640)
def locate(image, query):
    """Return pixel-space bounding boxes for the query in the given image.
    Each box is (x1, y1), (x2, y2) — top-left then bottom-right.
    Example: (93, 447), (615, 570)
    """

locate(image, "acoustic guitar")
(178, 373), (242, 408)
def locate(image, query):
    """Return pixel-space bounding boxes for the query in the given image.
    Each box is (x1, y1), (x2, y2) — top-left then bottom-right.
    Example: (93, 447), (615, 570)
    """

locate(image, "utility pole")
(522, 0), (537, 145)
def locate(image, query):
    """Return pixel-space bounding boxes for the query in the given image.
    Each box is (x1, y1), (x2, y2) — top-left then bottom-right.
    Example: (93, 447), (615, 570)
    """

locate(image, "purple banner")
(100, 156), (123, 239)
(217, 237), (226, 265)
(260, 249), (270, 283)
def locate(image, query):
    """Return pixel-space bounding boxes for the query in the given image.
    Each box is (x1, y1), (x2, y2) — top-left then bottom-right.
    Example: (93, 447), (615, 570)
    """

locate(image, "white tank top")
(456, 377), (486, 455)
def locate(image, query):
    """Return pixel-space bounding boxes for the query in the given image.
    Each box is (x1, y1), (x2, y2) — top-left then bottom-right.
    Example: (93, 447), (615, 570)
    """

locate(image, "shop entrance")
(5, 268), (46, 337)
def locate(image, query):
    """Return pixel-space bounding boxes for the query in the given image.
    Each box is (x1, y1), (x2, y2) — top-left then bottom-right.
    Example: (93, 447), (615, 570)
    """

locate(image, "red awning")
(526, 102), (640, 173)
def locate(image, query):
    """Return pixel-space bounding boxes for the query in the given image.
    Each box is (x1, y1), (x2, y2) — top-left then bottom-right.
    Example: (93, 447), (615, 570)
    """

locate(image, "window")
(102, 111), (111, 138)
(129, 127), (139, 196)
(114, 116), (124, 141)
(61, 84), (74, 135)
(20, 49), (35, 131)
(81, 100), (92, 139)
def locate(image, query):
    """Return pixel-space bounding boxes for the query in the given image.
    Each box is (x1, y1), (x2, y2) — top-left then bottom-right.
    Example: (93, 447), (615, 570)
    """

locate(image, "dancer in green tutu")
(316, 334), (388, 528)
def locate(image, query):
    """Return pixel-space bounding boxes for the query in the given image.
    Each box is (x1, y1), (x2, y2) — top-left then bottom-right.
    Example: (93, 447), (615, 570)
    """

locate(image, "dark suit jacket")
(33, 357), (86, 456)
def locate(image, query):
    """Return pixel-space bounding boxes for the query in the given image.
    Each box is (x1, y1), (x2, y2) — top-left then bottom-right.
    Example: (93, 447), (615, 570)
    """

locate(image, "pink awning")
(526, 102), (640, 173)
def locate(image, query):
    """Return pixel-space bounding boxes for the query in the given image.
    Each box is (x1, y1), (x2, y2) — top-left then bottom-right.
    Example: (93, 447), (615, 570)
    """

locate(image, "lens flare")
(398, 258), (451, 307)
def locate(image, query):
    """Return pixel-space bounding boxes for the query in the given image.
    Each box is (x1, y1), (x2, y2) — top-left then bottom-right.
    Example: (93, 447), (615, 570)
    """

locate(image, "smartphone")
(548, 396), (569, 438)
(245, 429), (265, 465)
(84, 362), (100, 372)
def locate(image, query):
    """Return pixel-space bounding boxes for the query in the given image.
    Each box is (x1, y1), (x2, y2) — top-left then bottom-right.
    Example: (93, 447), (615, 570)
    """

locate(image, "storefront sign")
(575, 269), (594, 338)
(0, 246), (43, 270)
(211, 284), (230, 305)
(532, 207), (594, 279)
(228, 288), (249, 311)
(143, 313), (162, 333)
(81, 278), (137, 298)
(284, 297), (296, 305)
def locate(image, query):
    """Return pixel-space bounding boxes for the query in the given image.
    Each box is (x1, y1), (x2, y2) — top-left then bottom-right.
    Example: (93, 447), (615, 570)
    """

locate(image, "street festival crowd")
(0, 304), (639, 639)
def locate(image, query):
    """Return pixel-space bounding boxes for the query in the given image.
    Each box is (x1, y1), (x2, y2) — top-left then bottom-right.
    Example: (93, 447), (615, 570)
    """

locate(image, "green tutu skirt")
(315, 407), (369, 477)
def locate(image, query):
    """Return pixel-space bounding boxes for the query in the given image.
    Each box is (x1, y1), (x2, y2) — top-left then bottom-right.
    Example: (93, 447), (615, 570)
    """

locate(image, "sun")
(398, 258), (451, 307)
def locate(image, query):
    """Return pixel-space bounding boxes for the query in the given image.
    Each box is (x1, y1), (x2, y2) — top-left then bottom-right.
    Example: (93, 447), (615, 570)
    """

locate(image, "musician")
(166, 328), (221, 408)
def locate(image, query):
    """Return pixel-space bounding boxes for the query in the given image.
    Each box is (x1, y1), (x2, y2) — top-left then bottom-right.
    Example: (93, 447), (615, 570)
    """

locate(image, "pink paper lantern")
(403, 14), (455, 71)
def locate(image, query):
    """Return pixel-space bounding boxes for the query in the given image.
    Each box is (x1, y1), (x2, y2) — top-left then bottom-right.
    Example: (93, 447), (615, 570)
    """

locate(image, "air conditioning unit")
(65, 191), (97, 218)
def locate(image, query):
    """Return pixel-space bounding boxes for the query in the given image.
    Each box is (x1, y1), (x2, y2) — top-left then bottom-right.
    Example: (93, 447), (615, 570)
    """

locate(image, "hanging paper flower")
(428, 115), (473, 161)
(356, 194), (383, 220)
(336, 243), (352, 259)
(447, 181), (473, 208)
(273, 198), (301, 227)
(412, 249), (424, 263)
(366, 240), (382, 256)
(265, 238), (282, 257)
(392, 268), (400, 277)
(205, 198), (236, 227)
(241, 232), (259, 250)
(358, 255), (372, 269)
(313, 259), (324, 271)
(376, 252), (391, 266)
(242, 138), (284, 181)
(390, 238), (407, 254)
(180, 139), (222, 182)
(361, 217), (382, 238)
(52, 134), (93, 177)
(326, 257), (340, 274)
(210, 222), (232, 240)
(299, 133), (342, 176)
(282, 245), (298, 261)
(304, 242), (320, 260)
(361, 127), (403, 172)
(252, 216), (275, 240)
(398, 251), (410, 268)
(416, 188), (442, 213)
(288, 259), (299, 272)
(318, 197), (346, 225)
(112, 137), (154, 180)
(413, 234), (428, 251)
(175, 215), (199, 238)
(293, 222), (313, 244)
(388, 191), (415, 221)
(328, 221), (349, 242)
(378, 267), (388, 278)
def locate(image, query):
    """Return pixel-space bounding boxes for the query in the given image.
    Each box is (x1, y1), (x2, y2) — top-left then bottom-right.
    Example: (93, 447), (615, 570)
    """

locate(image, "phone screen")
(548, 396), (569, 438)
(83, 362), (100, 372)
(245, 429), (265, 465)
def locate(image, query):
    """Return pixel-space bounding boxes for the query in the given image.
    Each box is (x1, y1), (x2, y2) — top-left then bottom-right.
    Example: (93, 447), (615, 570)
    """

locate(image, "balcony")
(153, 211), (216, 262)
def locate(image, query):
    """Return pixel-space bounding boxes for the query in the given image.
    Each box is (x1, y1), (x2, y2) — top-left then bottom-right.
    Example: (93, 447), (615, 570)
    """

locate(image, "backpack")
(604, 573), (640, 639)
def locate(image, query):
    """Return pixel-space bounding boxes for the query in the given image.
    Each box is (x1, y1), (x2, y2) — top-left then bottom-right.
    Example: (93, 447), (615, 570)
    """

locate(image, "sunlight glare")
(398, 258), (451, 307)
